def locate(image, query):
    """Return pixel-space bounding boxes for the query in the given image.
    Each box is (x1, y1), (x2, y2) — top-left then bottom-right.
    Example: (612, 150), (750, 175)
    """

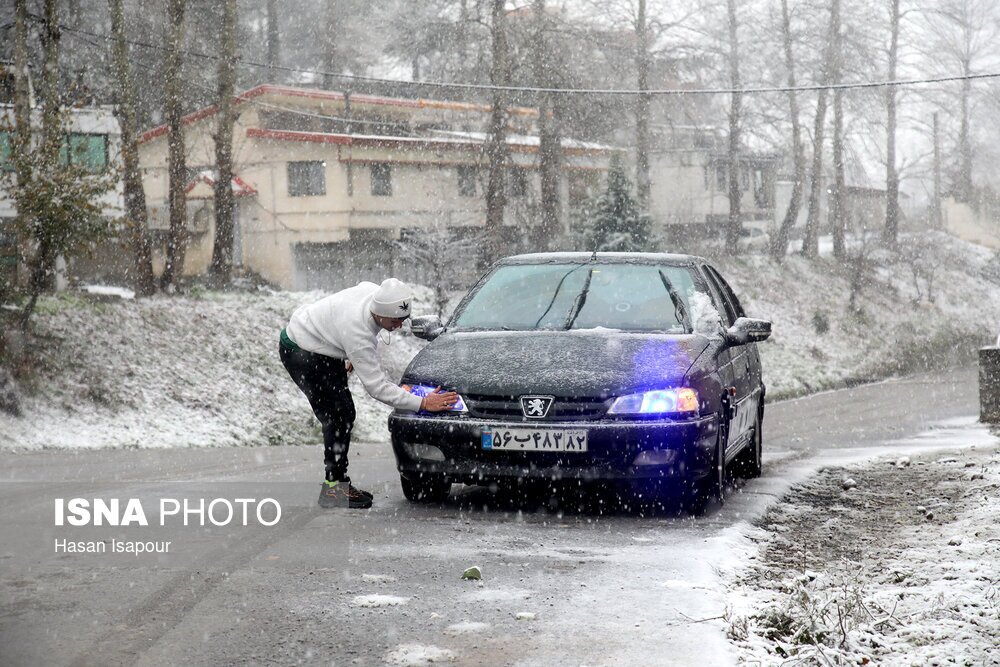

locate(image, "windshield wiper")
(534, 264), (588, 328)
(564, 267), (595, 330)
(658, 269), (692, 333)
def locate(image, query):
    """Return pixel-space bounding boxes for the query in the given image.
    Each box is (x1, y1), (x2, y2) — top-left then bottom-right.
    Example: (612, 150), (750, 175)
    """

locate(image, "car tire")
(400, 473), (451, 503)
(733, 407), (763, 479)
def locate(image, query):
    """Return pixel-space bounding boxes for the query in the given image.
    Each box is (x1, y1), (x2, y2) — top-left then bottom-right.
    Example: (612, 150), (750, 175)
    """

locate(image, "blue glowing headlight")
(403, 384), (468, 412)
(607, 388), (699, 416)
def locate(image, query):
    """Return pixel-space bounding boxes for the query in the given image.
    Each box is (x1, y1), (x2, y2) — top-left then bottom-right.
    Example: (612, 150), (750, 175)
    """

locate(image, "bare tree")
(802, 0), (841, 259)
(724, 0), (742, 255)
(108, 0), (156, 297)
(160, 0), (188, 291)
(932, 111), (943, 228)
(532, 0), (562, 250)
(830, 84), (846, 260)
(209, 0), (238, 287)
(482, 0), (511, 269)
(883, 0), (901, 249)
(635, 0), (651, 211)
(769, 0), (804, 262)
(396, 225), (476, 320)
(920, 0), (1000, 203)
(266, 0), (280, 81)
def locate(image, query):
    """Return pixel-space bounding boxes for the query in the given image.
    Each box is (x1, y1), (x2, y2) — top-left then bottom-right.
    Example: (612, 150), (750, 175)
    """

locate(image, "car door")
(702, 264), (756, 452)
(698, 265), (737, 442)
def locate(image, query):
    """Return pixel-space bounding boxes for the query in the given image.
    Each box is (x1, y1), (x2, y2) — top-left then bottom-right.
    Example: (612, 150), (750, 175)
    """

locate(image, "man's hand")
(345, 361), (354, 374)
(420, 387), (459, 412)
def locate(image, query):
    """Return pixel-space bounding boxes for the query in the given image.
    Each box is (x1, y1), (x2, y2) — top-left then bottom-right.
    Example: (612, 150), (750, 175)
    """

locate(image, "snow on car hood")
(403, 329), (710, 397)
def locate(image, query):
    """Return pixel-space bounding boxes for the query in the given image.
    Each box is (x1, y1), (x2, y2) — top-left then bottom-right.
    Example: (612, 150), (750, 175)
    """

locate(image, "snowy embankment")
(727, 423), (1000, 666)
(1, 232), (999, 450)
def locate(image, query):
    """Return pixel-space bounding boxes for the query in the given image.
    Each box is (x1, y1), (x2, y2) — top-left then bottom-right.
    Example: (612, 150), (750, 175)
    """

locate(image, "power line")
(59, 23), (1000, 98)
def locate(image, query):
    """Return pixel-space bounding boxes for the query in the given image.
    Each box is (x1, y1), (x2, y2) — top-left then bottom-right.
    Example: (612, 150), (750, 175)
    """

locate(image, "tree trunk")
(803, 0), (840, 259)
(724, 0), (742, 255)
(482, 0), (510, 269)
(635, 0), (651, 212)
(957, 58), (972, 203)
(770, 0), (804, 262)
(831, 87), (846, 259)
(829, 4), (845, 260)
(210, 0), (238, 287)
(109, 0), (156, 297)
(266, 0), (280, 82)
(533, 0), (561, 251)
(322, 0), (340, 89)
(19, 0), (62, 327)
(160, 0), (187, 291)
(883, 0), (900, 249)
(932, 112), (943, 228)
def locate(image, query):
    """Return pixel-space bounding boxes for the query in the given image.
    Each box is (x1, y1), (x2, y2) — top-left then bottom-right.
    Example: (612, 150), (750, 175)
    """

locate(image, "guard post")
(981, 338), (1000, 423)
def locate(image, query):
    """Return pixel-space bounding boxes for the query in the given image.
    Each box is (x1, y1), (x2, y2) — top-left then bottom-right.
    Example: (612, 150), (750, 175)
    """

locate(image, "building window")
(715, 164), (726, 190)
(288, 161), (326, 197)
(61, 133), (108, 171)
(457, 166), (477, 197)
(371, 163), (392, 196)
(0, 132), (12, 172)
(508, 168), (528, 198)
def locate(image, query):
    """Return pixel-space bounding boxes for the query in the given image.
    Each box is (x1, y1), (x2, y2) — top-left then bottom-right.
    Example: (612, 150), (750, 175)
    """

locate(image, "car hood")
(403, 330), (710, 397)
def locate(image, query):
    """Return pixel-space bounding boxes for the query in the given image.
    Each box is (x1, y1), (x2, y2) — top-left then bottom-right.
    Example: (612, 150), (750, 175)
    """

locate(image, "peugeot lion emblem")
(520, 395), (554, 419)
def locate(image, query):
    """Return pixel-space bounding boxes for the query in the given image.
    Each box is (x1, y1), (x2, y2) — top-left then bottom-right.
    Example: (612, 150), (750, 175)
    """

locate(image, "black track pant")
(279, 343), (356, 482)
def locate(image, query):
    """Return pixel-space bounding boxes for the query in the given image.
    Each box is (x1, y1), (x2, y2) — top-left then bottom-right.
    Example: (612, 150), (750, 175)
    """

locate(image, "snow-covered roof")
(244, 127), (614, 157)
(183, 170), (258, 199)
(138, 83), (541, 144)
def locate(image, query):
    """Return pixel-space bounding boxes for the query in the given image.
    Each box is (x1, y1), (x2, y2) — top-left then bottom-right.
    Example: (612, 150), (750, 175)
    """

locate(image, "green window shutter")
(67, 133), (108, 171)
(0, 132), (12, 171)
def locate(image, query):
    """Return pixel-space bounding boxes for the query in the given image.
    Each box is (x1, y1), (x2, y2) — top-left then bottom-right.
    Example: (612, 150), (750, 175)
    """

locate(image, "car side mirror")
(725, 317), (772, 346)
(410, 316), (446, 341)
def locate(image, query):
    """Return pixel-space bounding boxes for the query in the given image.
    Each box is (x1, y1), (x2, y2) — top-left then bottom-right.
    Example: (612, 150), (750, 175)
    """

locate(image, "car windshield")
(452, 262), (705, 332)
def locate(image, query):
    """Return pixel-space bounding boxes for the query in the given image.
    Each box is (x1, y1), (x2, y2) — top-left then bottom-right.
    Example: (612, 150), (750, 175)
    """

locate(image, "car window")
(703, 264), (746, 321)
(452, 263), (706, 332)
(700, 266), (736, 326)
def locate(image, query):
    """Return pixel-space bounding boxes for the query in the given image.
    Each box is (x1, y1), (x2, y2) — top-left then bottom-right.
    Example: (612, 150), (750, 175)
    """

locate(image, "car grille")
(464, 394), (609, 421)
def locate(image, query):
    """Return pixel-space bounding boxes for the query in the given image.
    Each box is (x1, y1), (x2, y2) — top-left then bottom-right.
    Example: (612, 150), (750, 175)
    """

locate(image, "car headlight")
(607, 388), (699, 416)
(402, 384), (468, 413)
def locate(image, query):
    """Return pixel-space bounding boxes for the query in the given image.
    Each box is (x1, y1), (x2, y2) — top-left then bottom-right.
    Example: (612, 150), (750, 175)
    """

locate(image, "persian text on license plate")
(482, 428), (588, 452)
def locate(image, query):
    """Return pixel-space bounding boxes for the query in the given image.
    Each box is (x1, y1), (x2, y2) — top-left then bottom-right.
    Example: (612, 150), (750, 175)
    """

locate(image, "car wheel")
(400, 473), (451, 503)
(733, 407), (763, 479)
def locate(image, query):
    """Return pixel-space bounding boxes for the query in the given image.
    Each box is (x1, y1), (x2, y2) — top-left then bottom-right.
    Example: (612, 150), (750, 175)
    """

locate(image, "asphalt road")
(0, 366), (980, 666)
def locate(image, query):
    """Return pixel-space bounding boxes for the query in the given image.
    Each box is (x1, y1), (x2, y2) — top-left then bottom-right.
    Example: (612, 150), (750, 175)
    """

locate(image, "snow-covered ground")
(727, 420), (1000, 666)
(1, 231), (998, 450)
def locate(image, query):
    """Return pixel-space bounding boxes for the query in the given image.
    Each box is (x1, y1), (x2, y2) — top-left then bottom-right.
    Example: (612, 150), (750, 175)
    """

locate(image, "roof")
(138, 83), (541, 144)
(244, 127), (613, 157)
(184, 170), (258, 199)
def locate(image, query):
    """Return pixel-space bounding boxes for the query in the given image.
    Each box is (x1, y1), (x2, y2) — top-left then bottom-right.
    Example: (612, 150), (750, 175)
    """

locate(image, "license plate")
(481, 428), (588, 452)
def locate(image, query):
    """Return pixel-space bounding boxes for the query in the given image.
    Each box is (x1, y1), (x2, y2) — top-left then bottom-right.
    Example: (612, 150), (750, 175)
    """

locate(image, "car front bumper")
(388, 413), (720, 485)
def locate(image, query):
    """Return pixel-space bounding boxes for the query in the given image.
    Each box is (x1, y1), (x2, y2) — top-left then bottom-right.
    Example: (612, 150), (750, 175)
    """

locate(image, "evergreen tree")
(583, 156), (654, 252)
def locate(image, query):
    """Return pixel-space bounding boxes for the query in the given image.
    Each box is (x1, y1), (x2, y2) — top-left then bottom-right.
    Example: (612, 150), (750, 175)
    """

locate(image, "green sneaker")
(318, 480), (373, 509)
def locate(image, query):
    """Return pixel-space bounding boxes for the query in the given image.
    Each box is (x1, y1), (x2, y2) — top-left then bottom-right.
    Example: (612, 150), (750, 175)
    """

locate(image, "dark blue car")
(389, 252), (771, 510)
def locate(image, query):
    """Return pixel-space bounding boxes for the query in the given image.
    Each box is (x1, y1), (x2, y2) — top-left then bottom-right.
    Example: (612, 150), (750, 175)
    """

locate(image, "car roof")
(500, 251), (707, 265)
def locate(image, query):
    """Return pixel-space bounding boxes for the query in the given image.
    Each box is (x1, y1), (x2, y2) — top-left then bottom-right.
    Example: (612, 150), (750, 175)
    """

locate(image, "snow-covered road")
(0, 366), (993, 666)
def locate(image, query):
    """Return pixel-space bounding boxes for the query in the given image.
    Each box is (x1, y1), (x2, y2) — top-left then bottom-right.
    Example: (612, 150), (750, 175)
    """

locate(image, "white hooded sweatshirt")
(285, 282), (422, 412)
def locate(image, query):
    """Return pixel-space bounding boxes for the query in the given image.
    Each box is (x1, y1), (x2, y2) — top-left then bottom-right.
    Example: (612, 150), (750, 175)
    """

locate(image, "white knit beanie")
(370, 278), (413, 318)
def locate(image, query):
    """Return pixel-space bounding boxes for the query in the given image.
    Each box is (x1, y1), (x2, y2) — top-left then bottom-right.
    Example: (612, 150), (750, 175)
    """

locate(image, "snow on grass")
(384, 644), (456, 666)
(351, 594), (410, 608)
(726, 429), (1000, 665)
(2, 233), (998, 449)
